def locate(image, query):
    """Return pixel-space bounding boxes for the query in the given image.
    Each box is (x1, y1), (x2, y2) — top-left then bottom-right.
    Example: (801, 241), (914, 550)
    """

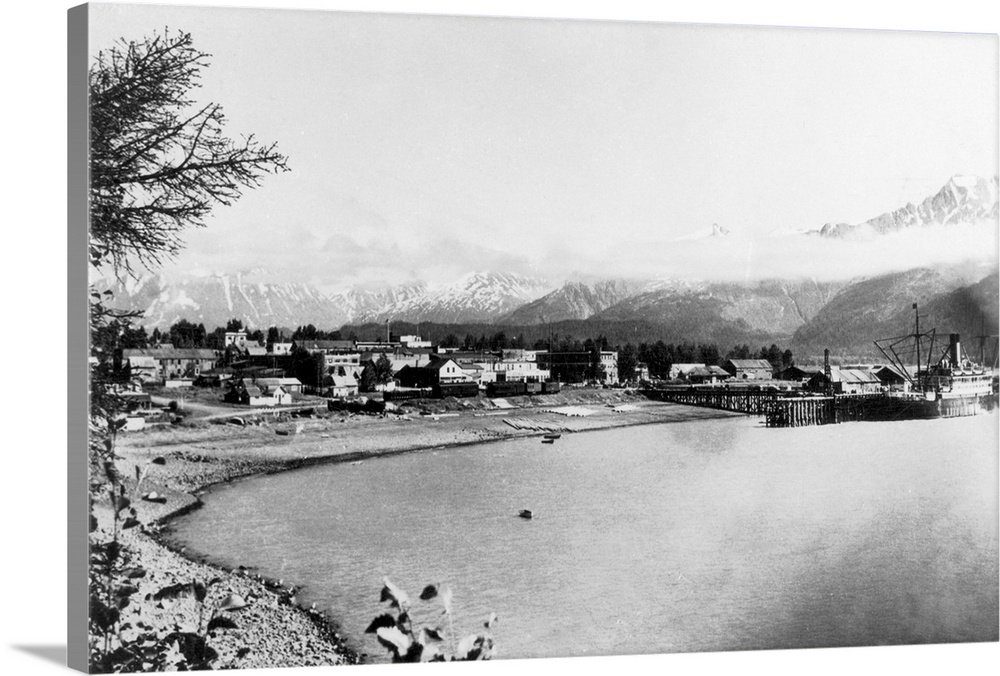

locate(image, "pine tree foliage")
(89, 30), (289, 273)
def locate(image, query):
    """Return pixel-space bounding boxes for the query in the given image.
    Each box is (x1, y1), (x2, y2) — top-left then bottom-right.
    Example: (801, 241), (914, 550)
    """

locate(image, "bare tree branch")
(89, 29), (289, 275)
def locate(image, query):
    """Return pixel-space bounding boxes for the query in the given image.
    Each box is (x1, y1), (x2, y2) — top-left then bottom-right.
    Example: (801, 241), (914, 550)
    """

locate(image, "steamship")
(875, 305), (997, 419)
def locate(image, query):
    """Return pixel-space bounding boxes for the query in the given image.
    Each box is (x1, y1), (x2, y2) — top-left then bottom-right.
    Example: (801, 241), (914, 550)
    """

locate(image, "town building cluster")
(121, 331), (625, 406)
(119, 330), (911, 410)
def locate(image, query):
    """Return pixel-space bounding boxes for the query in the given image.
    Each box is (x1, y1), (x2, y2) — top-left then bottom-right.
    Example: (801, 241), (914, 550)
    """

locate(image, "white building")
(399, 335), (433, 348)
(473, 358), (550, 384)
(224, 331), (248, 349)
(324, 352), (361, 369)
(669, 363), (704, 380)
(270, 342), (294, 356)
(599, 351), (619, 385)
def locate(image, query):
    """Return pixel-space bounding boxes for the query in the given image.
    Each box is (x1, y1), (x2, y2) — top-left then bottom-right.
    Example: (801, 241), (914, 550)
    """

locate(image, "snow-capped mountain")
(352, 271), (553, 324)
(91, 175), (997, 335)
(329, 283), (427, 324)
(95, 271), (350, 331)
(95, 270), (553, 330)
(768, 223), (817, 237)
(500, 277), (692, 325)
(816, 174), (999, 239)
(671, 222), (731, 242)
(589, 278), (844, 336)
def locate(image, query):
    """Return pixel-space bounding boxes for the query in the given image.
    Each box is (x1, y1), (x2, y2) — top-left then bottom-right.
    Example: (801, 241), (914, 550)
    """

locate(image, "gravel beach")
(94, 390), (738, 668)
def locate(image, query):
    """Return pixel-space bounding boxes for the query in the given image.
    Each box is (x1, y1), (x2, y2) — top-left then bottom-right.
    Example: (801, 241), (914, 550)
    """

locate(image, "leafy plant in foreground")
(367, 578), (497, 662)
(87, 453), (249, 672)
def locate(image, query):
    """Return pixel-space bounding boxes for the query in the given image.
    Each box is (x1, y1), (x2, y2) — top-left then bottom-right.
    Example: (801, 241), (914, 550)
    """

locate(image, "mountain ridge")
(94, 175), (998, 343)
(790, 266), (998, 358)
(350, 271), (554, 324)
(815, 174), (998, 239)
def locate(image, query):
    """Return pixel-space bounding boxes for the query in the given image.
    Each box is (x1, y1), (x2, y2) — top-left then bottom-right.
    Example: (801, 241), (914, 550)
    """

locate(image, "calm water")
(167, 414), (999, 661)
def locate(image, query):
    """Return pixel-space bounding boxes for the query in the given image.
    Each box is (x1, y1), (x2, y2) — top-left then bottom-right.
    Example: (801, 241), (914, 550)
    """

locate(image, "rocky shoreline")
(99, 391), (740, 668)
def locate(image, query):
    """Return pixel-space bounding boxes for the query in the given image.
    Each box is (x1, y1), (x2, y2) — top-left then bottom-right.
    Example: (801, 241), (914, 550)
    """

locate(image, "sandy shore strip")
(100, 391), (740, 667)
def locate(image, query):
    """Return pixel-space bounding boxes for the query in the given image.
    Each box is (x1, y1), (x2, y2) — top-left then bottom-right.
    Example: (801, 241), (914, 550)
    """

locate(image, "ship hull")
(884, 392), (998, 420)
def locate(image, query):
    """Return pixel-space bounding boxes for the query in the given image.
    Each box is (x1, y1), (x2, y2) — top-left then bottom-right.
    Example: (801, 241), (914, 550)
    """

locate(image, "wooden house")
(125, 355), (159, 383)
(118, 391), (153, 412)
(195, 366), (236, 388)
(668, 363), (704, 380)
(871, 365), (908, 390)
(321, 372), (359, 398)
(255, 377), (304, 394)
(225, 379), (290, 406)
(807, 367), (882, 395)
(775, 366), (819, 383)
(395, 358), (471, 388)
(723, 359), (774, 381)
(426, 358), (472, 384)
(122, 348), (218, 381)
(686, 365), (732, 385)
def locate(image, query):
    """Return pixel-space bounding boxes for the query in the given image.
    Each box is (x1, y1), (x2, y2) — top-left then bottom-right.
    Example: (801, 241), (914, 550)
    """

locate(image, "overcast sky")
(89, 2), (998, 293)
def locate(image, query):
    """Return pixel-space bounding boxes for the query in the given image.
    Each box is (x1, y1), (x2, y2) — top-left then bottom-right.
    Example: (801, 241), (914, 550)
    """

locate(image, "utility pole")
(824, 349), (831, 396)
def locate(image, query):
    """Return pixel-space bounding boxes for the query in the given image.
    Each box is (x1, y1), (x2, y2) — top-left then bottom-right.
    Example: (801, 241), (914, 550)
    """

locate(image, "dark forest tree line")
(618, 341), (794, 381)
(123, 318), (294, 350)
(290, 324), (345, 342)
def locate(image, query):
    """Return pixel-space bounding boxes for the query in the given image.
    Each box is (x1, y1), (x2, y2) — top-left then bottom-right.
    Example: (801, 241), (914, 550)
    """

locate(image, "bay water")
(166, 413), (999, 660)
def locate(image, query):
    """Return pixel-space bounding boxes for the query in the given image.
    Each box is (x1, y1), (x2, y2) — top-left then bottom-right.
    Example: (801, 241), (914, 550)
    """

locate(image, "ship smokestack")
(950, 333), (961, 366)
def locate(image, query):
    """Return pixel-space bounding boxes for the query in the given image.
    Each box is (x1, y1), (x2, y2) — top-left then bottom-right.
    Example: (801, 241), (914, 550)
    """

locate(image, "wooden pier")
(643, 387), (780, 415)
(641, 387), (993, 427)
(761, 396), (837, 427)
(645, 387), (839, 427)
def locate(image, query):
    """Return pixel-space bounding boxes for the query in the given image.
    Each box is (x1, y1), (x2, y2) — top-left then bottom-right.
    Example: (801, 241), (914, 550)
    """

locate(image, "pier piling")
(641, 387), (917, 427)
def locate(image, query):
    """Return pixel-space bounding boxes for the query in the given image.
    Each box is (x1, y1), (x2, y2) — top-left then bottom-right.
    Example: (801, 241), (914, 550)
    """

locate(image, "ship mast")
(873, 302), (936, 392)
(975, 313), (999, 371)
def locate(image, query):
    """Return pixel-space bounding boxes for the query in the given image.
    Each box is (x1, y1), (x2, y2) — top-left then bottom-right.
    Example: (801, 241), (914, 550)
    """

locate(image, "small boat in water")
(541, 438), (555, 444)
(543, 434), (561, 440)
(518, 509), (533, 519)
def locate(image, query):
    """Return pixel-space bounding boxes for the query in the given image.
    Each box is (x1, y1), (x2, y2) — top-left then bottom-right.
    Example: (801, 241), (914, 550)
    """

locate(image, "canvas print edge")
(68, 2), (1000, 674)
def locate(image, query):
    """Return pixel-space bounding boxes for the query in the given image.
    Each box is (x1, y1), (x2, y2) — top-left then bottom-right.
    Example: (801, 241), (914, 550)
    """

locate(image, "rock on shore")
(91, 495), (357, 669)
